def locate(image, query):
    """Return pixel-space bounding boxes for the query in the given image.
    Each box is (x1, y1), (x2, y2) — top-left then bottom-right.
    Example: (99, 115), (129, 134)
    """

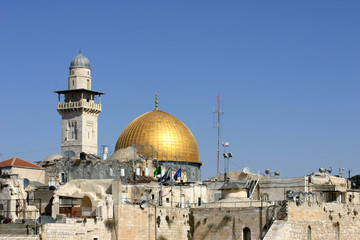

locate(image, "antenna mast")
(213, 93), (224, 176)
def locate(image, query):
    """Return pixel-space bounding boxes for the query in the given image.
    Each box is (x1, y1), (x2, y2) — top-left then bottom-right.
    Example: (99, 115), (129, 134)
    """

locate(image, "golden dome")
(115, 110), (200, 164)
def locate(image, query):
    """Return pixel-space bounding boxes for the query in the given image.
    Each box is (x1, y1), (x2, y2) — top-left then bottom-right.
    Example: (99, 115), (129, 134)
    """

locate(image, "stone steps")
(263, 220), (287, 240)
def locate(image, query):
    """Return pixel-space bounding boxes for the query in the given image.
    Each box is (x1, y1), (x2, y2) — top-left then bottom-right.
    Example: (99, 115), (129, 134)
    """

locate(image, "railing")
(57, 100), (101, 111)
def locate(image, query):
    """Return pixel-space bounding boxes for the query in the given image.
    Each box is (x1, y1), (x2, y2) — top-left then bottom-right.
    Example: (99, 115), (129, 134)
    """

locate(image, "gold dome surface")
(115, 110), (200, 164)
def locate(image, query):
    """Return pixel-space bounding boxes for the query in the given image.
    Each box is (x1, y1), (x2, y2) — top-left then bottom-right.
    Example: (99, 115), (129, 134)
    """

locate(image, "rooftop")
(0, 157), (42, 169)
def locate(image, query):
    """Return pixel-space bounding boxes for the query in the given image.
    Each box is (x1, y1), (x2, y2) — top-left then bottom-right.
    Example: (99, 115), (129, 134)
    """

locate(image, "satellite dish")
(274, 172), (281, 176)
(265, 169), (271, 175)
(243, 167), (250, 174)
(319, 167), (326, 173)
(23, 178), (30, 189)
(327, 167), (332, 173)
(140, 200), (147, 210)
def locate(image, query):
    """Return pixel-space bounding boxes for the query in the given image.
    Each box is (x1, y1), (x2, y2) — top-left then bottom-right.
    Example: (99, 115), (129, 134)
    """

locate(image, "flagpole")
(171, 165), (173, 208)
(160, 177), (162, 206)
(180, 170), (182, 208)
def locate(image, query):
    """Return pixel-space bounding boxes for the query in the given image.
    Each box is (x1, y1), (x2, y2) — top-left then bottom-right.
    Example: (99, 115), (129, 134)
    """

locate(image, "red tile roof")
(0, 157), (42, 169)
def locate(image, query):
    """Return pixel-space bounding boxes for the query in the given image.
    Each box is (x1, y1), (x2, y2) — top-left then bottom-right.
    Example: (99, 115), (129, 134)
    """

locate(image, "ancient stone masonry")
(114, 202), (190, 240)
(40, 218), (111, 240)
(264, 202), (360, 240)
(191, 203), (287, 240)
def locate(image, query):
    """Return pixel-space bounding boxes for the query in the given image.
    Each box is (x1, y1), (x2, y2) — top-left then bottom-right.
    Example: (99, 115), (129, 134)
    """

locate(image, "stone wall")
(264, 202), (360, 240)
(0, 236), (39, 240)
(191, 206), (271, 240)
(40, 218), (111, 240)
(114, 202), (190, 240)
(11, 167), (46, 184)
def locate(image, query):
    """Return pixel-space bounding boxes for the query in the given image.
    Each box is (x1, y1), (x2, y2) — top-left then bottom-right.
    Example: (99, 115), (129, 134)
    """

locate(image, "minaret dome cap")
(70, 50), (90, 69)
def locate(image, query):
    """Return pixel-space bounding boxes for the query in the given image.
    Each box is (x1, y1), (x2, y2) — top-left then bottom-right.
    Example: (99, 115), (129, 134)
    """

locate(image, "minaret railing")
(58, 100), (101, 111)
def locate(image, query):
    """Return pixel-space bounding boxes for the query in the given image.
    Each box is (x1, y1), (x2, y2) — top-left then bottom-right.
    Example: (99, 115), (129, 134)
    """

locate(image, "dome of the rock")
(115, 109), (200, 164)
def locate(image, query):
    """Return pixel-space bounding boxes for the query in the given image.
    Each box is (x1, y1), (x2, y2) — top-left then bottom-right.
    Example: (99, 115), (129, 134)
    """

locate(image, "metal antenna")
(213, 93), (224, 176)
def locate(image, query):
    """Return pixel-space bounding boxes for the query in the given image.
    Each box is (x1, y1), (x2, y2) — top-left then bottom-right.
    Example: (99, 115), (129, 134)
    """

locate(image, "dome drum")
(159, 161), (201, 182)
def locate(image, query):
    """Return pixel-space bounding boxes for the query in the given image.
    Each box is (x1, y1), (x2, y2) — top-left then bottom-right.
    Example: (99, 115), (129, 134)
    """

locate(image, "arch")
(81, 196), (92, 216)
(243, 227), (251, 240)
(307, 226), (311, 240)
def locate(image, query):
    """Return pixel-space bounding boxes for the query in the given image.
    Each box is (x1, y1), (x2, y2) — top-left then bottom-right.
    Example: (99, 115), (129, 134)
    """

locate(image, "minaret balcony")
(57, 100), (102, 113)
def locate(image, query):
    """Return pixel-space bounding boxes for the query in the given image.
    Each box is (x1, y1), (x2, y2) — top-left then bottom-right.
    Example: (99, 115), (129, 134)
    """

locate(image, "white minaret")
(55, 51), (104, 157)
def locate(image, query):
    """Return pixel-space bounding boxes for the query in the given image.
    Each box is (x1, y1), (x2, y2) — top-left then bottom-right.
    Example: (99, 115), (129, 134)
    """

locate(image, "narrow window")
(166, 198), (169, 203)
(307, 226), (311, 240)
(72, 80), (74, 86)
(60, 172), (66, 183)
(159, 191), (162, 206)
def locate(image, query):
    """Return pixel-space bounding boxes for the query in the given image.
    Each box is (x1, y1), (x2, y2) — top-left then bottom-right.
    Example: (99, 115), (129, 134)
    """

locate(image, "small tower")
(55, 51), (104, 157)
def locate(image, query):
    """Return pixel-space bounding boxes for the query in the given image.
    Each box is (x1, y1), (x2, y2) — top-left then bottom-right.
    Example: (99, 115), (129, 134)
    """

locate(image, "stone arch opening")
(243, 227), (251, 240)
(334, 222), (340, 240)
(81, 196), (92, 216)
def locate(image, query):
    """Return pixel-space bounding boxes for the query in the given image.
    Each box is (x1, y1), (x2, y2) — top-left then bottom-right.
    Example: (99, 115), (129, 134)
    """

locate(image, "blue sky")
(1, 1), (359, 180)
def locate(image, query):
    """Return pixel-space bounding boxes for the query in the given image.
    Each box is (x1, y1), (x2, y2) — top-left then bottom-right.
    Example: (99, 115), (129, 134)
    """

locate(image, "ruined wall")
(264, 202), (360, 240)
(0, 177), (32, 220)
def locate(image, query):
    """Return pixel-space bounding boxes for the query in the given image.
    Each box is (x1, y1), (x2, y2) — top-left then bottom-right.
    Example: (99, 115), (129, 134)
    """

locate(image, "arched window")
(243, 227), (251, 240)
(307, 226), (311, 240)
